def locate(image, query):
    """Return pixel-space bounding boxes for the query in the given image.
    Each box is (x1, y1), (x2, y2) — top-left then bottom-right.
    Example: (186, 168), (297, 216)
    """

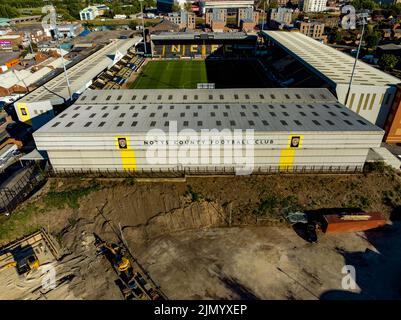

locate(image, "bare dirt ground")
(1, 168), (401, 300)
(138, 224), (401, 300)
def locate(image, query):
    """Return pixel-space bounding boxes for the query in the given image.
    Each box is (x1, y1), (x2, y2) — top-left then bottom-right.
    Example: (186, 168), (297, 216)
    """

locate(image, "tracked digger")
(0, 249), (40, 276)
(94, 234), (133, 280)
(93, 233), (163, 300)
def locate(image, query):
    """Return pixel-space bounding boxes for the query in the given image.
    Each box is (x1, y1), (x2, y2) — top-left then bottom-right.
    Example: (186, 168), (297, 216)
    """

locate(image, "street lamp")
(44, 3), (72, 101)
(139, 0), (147, 55)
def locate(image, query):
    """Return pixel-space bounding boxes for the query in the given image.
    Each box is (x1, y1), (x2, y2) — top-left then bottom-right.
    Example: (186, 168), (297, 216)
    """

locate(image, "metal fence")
(0, 163), (364, 215)
(47, 165), (364, 178)
(0, 163), (47, 215)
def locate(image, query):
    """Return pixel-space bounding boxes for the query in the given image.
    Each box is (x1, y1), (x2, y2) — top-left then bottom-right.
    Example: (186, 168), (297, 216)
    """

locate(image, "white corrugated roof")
(18, 38), (140, 104)
(0, 67), (52, 89)
(34, 88), (382, 135)
(264, 31), (401, 87)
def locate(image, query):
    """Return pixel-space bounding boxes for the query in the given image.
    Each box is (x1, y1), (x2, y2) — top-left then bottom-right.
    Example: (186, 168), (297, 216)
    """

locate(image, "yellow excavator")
(0, 253), (39, 275)
(93, 234), (132, 276)
(94, 234), (165, 300)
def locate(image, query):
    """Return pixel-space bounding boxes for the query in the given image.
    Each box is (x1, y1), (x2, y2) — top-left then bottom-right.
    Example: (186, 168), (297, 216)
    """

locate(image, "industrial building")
(79, 5), (110, 21)
(199, 0), (254, 14)
(263, 31), (401, 128)
(33, 88), (384, 174)
(302, 0), (327, 13)
(164, 11), (196, 30)
(14, 37), (140, 130)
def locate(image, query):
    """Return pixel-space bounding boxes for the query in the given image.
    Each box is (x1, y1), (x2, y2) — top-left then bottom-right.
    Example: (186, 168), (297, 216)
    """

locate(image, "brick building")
(237, 7), (259, 32)
(165, 11), (196, 30)
(206, 8), (227, 32)
(297, 21), (325, 40)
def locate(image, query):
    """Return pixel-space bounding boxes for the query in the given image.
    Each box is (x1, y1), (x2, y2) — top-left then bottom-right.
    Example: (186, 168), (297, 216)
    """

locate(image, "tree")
(103, 9), (114, 19)
(334, 30), (343, 44)
(0, 4), (19, 18)
(268, 0), (279, 9)
(379, 54), (399, 71)
(144, 0), (156, 8)
(256, 0), (269, 10)
(128, 20), (138, 30)
(184, 2), (193, 12)
(172, 3), (181, 12)
(365, 31), (380, 48)
(352, 0), (379, 11)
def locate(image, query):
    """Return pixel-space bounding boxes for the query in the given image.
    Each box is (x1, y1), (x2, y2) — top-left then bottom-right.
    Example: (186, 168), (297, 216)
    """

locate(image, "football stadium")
(129, 31), (272, 89)
(30, 31), (398, 175)
(130, 60), (272, 89)
(33, 88), (384, 174)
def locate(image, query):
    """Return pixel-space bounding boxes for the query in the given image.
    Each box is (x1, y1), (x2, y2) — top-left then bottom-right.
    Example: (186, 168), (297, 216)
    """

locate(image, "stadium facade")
(33, 88), (384, 174)
(151, 32), (257, 58)
(263, 31), (400, 128)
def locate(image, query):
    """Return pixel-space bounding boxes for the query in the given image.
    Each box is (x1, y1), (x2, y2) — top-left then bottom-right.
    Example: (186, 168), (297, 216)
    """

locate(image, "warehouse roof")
(151, 32), (255, 41)
(0, 66), (54, 89)
(35, 89), (382, 135)
(17, 38), (140, 105)
(263, 31), (400, 87)
(203, 0), (254, 5)
(76, 88), (338, 105)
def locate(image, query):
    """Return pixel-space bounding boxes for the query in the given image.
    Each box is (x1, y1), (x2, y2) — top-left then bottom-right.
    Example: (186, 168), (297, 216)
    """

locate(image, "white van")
(0, 144), (18, 165)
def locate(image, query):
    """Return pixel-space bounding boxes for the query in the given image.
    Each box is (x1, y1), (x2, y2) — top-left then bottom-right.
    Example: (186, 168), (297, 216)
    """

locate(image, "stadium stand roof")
(76, 88), (336, 105)
(263, 31), (400, 87)
(36, 88), (382, 134)
(17, 38), (140, 105)
(151, 32), (254, 40)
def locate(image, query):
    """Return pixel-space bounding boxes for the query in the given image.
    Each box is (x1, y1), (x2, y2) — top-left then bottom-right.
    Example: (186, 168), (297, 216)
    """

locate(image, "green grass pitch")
(130, 60), (272, 89)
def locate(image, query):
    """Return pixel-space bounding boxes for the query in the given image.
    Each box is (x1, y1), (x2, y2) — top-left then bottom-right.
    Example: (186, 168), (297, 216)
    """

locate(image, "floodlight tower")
(139, 0), (147, 55)
(345, 12), (369, 106)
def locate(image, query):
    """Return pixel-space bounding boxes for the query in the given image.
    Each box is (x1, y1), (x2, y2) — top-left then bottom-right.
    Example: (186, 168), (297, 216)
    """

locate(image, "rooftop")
(151, 32), (255, 41)
(35, 88), (382, 135)
(203, 0), (254, 3)
(377, 43), (401, 50)
(17, 38), (139, 105)
(0, 52), (19, 65)
(263, 31), (401, 87)
(0, 66), (54, 89)
(76, 88), (338, 105)
(0, 34), (21, 39)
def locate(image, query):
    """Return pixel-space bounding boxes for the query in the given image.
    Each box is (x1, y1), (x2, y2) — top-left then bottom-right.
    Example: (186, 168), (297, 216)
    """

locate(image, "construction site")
(0, 165), (401, 300)
(0, 220), (165, 300)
